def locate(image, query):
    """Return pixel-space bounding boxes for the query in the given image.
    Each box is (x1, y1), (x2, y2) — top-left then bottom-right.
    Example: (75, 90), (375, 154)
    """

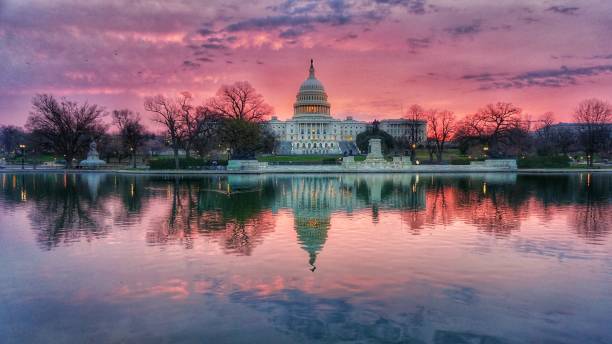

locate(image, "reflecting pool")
(1, 172), (611, 343)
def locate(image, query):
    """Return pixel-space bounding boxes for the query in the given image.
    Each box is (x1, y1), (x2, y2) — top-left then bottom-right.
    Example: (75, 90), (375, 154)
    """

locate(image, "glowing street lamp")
(130, 147), (135, 168)
(19, 144), (26, 169)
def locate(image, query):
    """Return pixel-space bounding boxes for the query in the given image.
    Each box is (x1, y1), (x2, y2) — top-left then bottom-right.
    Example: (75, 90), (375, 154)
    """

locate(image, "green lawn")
(5, 153), (56, 164)
(257, 149), (466, 164)
(414, 148), (464, 161)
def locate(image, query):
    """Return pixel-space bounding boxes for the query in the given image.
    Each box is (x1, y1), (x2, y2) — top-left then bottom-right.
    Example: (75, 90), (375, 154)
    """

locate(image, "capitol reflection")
(0, 172), (610, 261)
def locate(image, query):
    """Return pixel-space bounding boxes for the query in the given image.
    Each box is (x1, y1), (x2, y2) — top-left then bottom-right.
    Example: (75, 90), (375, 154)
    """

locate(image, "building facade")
(379, 119), (426, 144)
(266, 60), (426, 155)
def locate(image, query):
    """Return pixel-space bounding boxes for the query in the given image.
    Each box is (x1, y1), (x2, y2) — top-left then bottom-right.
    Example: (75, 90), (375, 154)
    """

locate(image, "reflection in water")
(1, 172), (610, 253)
(2, 174), (110, 249)
(1, 172), (611, 343)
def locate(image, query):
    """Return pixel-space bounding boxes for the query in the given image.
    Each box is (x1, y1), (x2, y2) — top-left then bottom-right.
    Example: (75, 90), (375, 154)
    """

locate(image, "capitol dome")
(293, 59), (331, 118)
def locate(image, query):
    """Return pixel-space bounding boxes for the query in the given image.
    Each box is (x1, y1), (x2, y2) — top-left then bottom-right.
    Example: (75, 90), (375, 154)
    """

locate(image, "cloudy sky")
(1, 0), (612, 126)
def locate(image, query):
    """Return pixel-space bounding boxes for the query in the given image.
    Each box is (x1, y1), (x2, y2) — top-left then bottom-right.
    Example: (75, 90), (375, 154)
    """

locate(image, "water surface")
(1, 172), (611, 343)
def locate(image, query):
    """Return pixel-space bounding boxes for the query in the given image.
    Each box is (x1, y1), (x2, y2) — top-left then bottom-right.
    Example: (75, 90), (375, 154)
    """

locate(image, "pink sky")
(1, 0), (612, 126)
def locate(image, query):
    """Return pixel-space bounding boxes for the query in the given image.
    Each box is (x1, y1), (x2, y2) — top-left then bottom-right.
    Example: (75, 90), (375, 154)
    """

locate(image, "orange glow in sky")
(1, 0), (612, 125)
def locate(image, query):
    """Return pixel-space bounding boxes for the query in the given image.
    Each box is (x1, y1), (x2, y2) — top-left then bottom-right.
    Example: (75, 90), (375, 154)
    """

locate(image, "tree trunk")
(173, 147), (180, 169)
(437, 143), (444, 162)
(132, 152), (136, 168)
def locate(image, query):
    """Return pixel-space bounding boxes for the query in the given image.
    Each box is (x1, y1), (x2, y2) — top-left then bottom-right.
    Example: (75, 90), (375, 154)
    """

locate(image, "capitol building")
(266, 60), (426, 155)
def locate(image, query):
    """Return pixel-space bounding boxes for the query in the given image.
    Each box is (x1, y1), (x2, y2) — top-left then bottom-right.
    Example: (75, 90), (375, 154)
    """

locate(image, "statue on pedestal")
(79, 141), (106, 168)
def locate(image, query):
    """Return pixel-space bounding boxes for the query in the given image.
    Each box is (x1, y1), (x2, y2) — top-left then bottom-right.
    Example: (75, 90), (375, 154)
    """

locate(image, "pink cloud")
(1, 0), (612, 126)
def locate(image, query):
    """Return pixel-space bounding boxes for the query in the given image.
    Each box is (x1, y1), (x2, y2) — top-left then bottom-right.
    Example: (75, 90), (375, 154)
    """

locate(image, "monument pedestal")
(342, 139), (414, 170)
(79, 141), (106, 169)
(365, 138), (385, 163)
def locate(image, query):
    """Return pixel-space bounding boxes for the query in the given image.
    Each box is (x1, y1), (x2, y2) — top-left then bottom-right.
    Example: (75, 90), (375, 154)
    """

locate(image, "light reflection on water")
(0, 172), (611, 343)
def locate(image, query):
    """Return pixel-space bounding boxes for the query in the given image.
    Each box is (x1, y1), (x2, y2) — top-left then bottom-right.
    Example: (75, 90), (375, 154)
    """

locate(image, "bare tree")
(172, 93), (224, 159)
(207, 81), (273, 122)
(26, 94), (106, 168)
(574, 98), (611, 166)
(425, 136), (436, 162)
(144, 94), (185, 169)
(176, 92), (196, 159)
(427, 109), (455, 162)
(456, 102), (523, 158)
(205, 82), (274, 159)
(113, 109), (147, 168)
(533, 112), (556, 156)
(191, 105), (222, 157)
(405, 104), (425, 163)
(538, 112), (555, 129)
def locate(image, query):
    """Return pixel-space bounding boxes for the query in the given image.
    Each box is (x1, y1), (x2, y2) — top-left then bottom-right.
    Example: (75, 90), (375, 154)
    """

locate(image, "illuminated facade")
(266, 60), (365, 155)
(266, 60), (426, 155)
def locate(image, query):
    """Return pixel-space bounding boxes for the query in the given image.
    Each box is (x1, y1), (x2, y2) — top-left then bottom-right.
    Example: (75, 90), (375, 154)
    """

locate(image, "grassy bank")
(517, 156), (571, 168)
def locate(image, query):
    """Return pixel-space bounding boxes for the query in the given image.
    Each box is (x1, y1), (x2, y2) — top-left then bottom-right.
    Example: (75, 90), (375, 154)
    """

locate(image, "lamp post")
(19, 144), (26, 170)
(483, 145), (489, 158)
(130, 147), (135, 168)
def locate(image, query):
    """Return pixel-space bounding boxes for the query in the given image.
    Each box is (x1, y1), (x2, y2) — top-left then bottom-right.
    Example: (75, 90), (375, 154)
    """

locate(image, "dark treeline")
(405, 100), (611, 166)
(1, 90), (611, 167)
(0, 81), (276, 169)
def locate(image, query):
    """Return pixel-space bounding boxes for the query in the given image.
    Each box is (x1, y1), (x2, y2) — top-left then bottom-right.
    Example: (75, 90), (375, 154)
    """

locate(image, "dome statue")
(293, 59), (331, 119)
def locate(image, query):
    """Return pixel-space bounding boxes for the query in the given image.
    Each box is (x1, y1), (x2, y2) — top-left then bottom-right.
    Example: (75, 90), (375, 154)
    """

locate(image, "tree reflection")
(424, 179), (454, 228)
(1, 172), (610, 252)
(0, 173), (112, 250)
(571, 203), (611, 242)
(146, 177), (195, 248)
(145, 176), (277, 254)
(448, 176), (527, 236)
(112, 175), (151, 227)
(569, 174), (611, 242)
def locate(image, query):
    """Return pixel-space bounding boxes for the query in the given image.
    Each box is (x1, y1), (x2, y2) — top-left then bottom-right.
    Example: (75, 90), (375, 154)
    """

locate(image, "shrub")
(450, 157), (472, 165)
(517, 155), (570, 168)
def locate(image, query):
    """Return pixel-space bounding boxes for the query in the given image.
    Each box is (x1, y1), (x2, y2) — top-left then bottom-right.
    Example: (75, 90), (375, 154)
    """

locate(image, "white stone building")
(379, 119), (427, 143)
(266, 60), (426, 155)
